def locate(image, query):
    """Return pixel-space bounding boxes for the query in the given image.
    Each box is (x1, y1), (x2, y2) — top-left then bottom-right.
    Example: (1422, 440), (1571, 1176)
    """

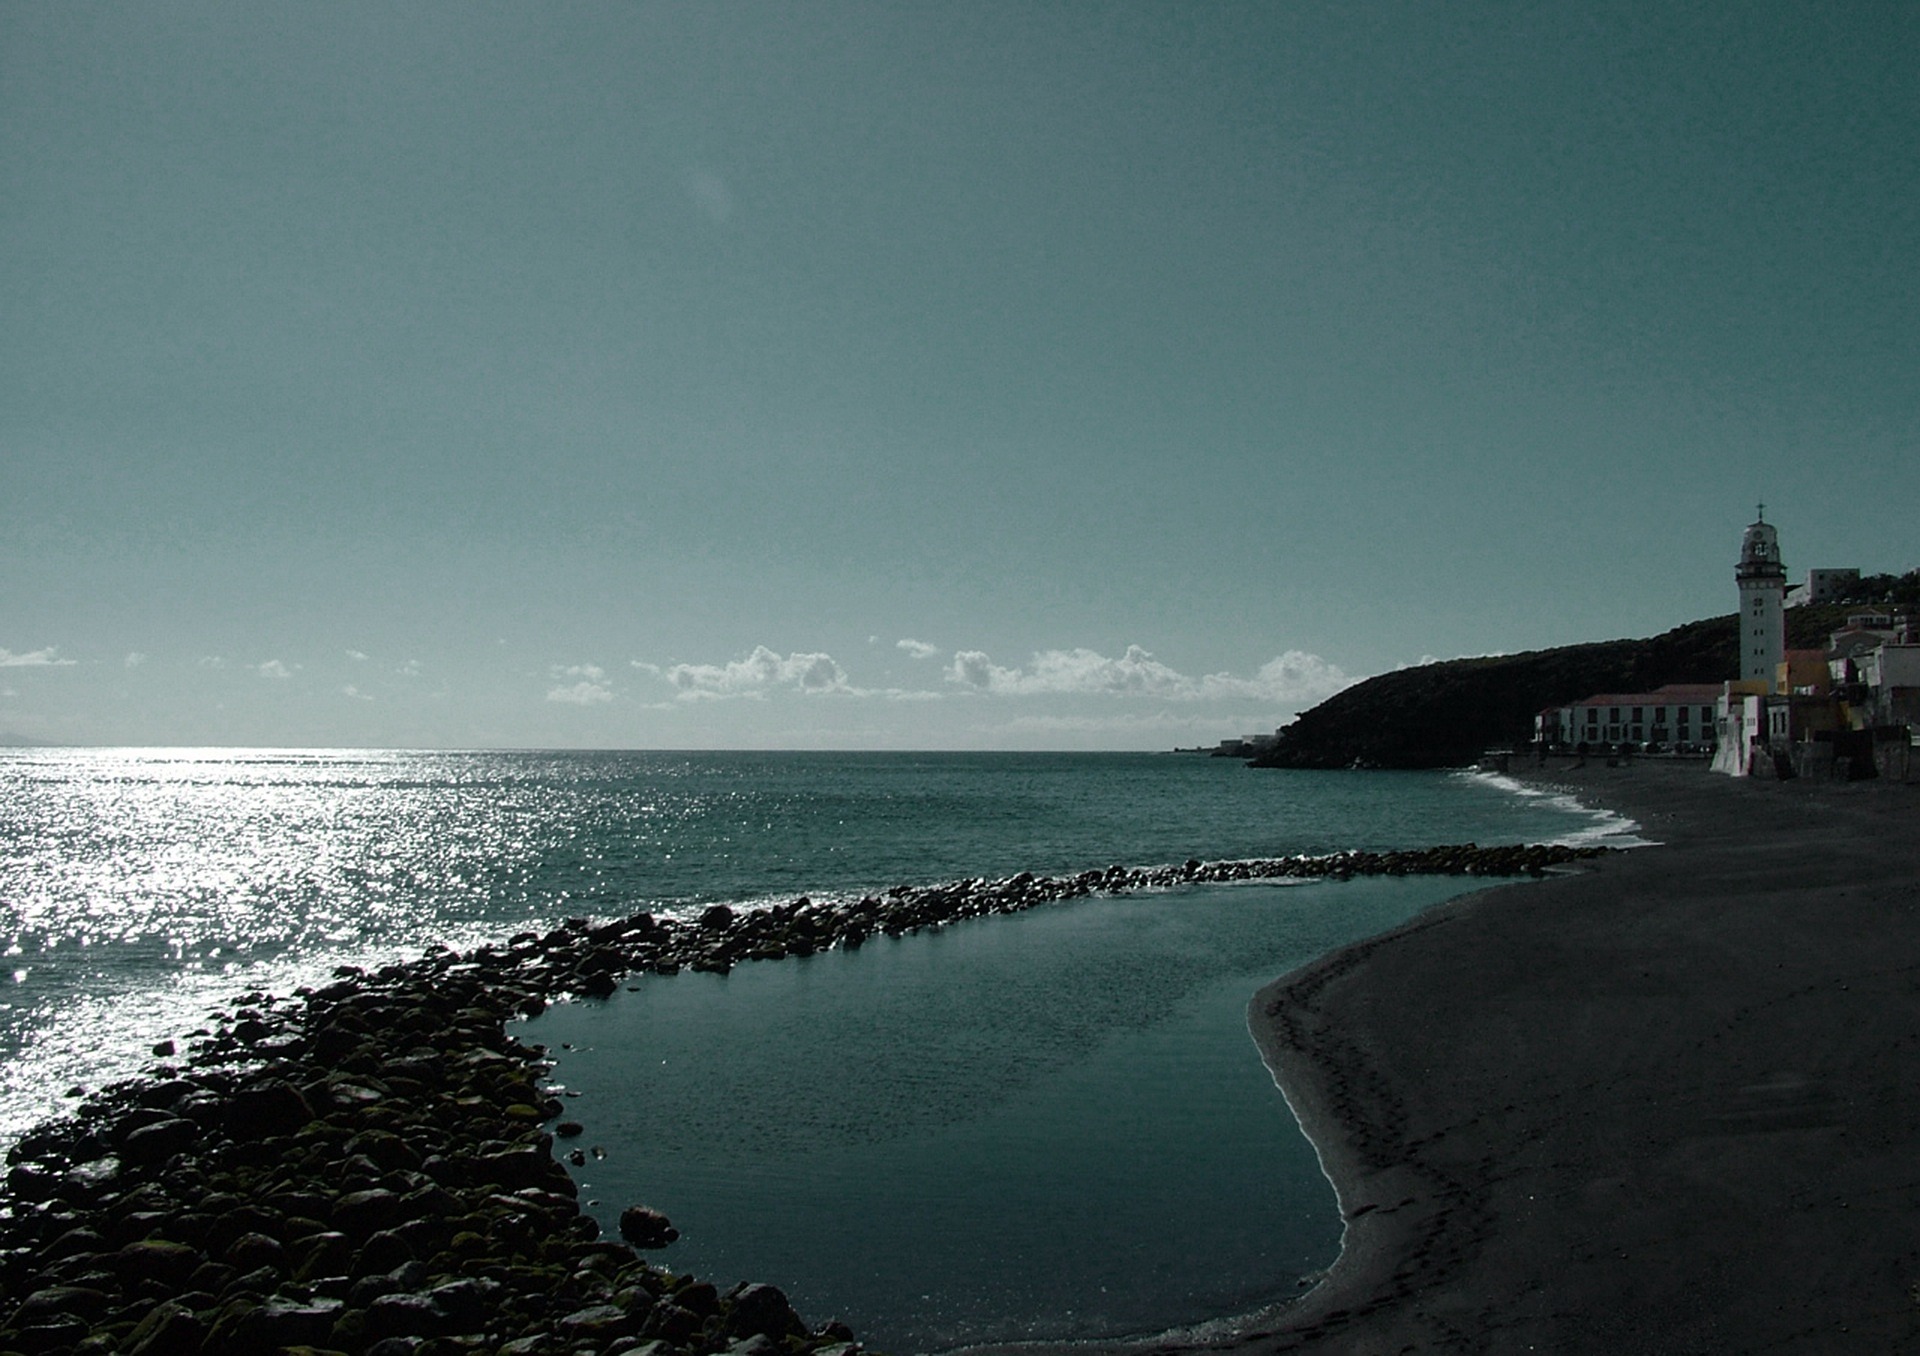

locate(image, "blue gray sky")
(3, 2), (1915, 748)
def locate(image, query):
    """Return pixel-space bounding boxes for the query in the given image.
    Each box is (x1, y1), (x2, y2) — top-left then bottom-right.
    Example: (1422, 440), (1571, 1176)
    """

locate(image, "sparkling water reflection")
(0, 749), (1627, 1145)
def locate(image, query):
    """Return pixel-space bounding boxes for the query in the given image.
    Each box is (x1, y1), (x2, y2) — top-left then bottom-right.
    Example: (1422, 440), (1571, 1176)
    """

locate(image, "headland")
(1199, 758), (1920, 1353)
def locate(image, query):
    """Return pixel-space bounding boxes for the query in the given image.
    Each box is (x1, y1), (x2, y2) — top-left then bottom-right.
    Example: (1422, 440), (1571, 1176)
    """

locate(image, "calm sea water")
(0, 749), (1628, 1345)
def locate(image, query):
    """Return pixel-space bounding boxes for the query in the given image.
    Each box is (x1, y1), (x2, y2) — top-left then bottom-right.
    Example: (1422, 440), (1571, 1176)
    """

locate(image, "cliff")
(1250, 606), (1853, 770)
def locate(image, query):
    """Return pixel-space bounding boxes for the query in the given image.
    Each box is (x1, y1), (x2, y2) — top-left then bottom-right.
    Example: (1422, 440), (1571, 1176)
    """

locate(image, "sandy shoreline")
(1187, 758), (1920, 1354)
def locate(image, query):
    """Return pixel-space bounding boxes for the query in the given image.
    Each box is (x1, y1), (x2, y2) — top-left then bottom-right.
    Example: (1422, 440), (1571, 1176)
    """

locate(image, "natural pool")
(522, 874), (1489, 1354)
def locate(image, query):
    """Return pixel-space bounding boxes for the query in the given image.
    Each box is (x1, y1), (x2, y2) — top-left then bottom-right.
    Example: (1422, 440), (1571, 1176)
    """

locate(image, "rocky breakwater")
(0, 841), (1605, 1356)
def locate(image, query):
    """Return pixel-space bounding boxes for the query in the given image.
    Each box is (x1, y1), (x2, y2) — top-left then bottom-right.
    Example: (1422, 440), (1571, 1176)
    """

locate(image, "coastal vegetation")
(1251, 605), (1863, 770)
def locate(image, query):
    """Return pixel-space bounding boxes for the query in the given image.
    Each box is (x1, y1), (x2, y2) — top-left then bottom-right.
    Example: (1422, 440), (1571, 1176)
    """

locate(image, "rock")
(333, 1188), (403, 1239)
(9, 1286), (111, 1326)
(618, 1205), (679, 1249)
(119, 1116), (198, 1166)
(343, 1128), (422, 1173)
(365, 1291), (451, 1341)
(224, 1080), (315, 1140)
(114, 1239), (202, 1288)
(425, 1276), (499, 1330)
(640, 1301), (703, 1343)
(6, 1316), (90, 1352)
(366, 1338), (427, 1356)
(560, 1301), (637, 1340)
(722, 1282), (806, 1341)
(228, 1297), (345, 1352)
(119, 1300), (208, 1356)
(354, 1227), (416, 1277)
(294, 1230), (354, 1281)
(223, 1231), (288, 1274)
(5, 1162), (61, 1202)
(473, 1147), (559, 1192)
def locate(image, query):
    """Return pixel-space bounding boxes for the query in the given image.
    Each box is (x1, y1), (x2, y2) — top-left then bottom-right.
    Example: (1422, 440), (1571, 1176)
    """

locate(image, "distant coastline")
(1248, 604), (1861, 771)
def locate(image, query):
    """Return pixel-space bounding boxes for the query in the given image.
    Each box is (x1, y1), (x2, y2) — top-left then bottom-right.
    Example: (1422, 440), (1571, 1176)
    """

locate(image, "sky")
(2, 1), (1915, 749)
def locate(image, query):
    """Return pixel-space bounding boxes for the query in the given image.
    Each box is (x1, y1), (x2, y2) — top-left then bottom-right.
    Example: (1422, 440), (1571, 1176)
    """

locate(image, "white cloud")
(629, 661), (662, 677)
(346, 649), (369, 662)
(397, 659), (423, 677)
(342, 684), (373, 701)
(198, 655), (226, 670)
(255, 660), (295, 680)
(124, 652), (147, 669)
(664, 646), (852, 700)
(548, 681), (613, 705)
(946, 645), (1349, 704)
(1208, 652), (1353, 703)
(896, 639), (939, 660)
(0, 647), (76, 668)
(546, 664), (613, 704)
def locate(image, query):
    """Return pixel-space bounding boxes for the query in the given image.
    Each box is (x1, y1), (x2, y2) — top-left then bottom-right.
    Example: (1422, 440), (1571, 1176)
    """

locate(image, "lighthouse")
(1736, 507), (1786, 691)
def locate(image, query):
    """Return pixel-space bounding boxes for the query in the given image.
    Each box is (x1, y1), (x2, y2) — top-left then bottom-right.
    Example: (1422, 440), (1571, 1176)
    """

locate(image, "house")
(1785, 567), (1861, 608)
(1538, 684), (1723, 753)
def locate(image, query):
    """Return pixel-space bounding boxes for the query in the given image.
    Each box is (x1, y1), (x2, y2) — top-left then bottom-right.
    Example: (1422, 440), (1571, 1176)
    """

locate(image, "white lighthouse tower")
(1736, 506), (1786, 691)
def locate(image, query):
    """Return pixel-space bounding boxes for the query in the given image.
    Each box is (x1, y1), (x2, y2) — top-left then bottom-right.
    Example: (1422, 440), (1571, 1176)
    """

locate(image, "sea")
(0, 748), (1634, 1351)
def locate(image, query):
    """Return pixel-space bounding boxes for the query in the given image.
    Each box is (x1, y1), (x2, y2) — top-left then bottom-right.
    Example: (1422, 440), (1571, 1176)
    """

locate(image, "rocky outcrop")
(0, 842), (1606, 1355)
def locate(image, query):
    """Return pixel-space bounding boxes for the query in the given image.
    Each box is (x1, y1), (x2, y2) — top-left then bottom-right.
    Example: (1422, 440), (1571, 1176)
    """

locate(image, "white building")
(1538, 685), (1722, 752)
(1786, 567), (1860, 608)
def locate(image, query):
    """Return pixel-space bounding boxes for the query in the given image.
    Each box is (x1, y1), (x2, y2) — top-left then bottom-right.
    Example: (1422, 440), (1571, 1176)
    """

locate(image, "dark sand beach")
(1198, 759), (1920, 1354)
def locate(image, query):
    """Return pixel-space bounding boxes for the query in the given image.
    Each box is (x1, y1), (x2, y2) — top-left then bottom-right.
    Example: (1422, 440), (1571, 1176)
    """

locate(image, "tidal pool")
(522, 875), (1481, 1354)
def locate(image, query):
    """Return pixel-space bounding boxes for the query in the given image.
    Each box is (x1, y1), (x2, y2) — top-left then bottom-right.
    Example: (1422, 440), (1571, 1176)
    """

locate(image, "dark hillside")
(1251, 606), (1852, 770)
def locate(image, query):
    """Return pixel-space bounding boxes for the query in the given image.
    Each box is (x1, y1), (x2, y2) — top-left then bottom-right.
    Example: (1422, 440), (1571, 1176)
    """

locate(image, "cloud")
(544, 663), (613, 705)
(198, 656), (226, 670)
(665, 646), (852, 700)
(397, 659), (423, 677)
(896, 639), (939, 660)
(255, 660), (294, 680)
(346, 649), (369, 662)
(945, 645), (1349, 704)
(548, 681), (613, 705)
(124, 652), (147, 669)
(342, 684), (373, 702)
(0, 647), (76, 668)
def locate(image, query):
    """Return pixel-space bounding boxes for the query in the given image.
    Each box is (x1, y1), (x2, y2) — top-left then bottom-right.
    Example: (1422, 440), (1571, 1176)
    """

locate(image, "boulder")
(722, 1282), (806, 1341)
(618, 1205), (679, 1249)
(224, 1080), (314, 1140)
